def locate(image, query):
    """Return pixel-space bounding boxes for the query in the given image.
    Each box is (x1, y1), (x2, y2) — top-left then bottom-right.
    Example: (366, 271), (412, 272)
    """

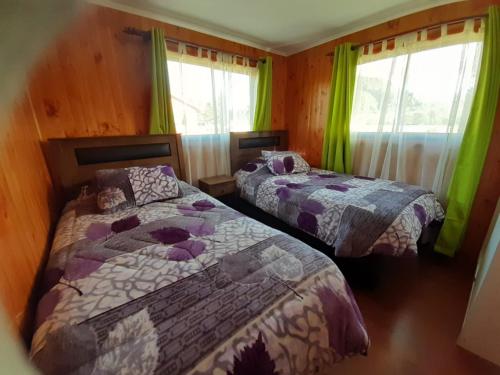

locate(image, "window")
(351, 42), (482, 134)
(349, 19), (484, 202)
(167, 51), (257, 135)
(165, 44), (258, 185)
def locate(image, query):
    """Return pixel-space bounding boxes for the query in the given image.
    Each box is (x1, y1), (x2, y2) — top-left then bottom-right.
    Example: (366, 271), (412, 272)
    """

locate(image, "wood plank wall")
(0, 4), (287, 334)
(1, 1), (498, 335)
(28, 4), (287, 140)
(0, 94), (56, 336)
(285, 0), (500, 262)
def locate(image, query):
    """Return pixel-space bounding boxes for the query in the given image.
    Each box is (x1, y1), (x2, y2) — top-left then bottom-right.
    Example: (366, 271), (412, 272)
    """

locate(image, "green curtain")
(253, 56), (272, 131)
(435, 5), (500, 257)
(149, 28), (176, 134)
(321, 43), (358, 173)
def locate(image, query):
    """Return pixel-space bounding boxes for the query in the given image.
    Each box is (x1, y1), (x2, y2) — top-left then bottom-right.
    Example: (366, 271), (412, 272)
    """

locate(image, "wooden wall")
(28, 4), (287, 140)
(285, 0), (499, 261)
(0, 93), (56, 335)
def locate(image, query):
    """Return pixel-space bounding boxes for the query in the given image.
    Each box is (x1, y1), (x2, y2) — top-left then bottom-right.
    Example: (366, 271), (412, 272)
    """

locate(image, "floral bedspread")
(235, 161), (444, 257)
(31, 182), (369, 374)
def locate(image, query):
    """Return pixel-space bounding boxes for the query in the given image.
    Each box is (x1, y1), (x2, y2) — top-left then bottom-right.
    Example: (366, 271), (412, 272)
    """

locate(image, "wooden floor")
(334, 252), (500, 374)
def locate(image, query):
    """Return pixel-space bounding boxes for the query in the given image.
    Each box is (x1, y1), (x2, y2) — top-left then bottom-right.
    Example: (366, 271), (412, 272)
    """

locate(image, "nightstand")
(198, 175), (236, 204)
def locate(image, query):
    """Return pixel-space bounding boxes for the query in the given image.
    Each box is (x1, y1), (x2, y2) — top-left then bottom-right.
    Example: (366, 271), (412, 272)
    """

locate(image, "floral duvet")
(31, 182), (369, 374)
(235, 161), (444, 257)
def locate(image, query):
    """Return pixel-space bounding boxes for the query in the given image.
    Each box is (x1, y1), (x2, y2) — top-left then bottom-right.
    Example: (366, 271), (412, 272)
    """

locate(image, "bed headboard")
(229, 131), (288, 174)
(44, 134), (185, 200)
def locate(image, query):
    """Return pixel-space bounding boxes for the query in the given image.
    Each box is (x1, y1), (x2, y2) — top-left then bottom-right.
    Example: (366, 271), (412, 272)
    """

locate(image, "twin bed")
(230, 131), (444, 258)
(32, 135), (370, 374)
(32, 132), (444, 374)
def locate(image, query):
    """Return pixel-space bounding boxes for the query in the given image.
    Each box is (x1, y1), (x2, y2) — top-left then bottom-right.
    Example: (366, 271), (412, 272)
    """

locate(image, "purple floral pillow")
(266, 153), (310, 175)
(96, 165), (181, 213)
(127, 165), (181, 206)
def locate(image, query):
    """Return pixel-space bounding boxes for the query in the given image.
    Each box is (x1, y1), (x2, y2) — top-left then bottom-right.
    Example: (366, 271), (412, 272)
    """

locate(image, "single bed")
(31, 135), (369, 375)
(231, 131), (445, 258)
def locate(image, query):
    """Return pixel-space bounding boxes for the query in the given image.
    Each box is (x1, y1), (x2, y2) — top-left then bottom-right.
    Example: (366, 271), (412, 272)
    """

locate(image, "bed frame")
(229, 130), (288, 175)
(44, 134), (185, 200)
(227, 130), (442, 280)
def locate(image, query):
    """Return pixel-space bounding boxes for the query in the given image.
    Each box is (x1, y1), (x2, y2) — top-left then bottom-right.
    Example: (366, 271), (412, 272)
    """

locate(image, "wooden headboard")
(44, 134), (185, 200)
(229, 131), (288, 174)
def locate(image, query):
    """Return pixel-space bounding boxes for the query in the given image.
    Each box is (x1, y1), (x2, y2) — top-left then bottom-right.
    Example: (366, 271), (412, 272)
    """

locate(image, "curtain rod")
(325, 14), (486, 57)
(122, 27), (265, 64)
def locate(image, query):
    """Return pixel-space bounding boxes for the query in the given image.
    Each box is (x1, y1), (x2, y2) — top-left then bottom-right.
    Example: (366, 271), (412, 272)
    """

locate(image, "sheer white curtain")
(167, 44), (257, 185)
(350, 19), (483, 204)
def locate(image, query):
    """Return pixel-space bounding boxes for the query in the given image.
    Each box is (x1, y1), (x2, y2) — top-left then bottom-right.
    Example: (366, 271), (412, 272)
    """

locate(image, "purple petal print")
(111, 215), (140, 233)
(283, 156), (295, 173)
(318, 173), (337, 178)
(372, 243), (396, 256)
(150, 227), (190, 244)
(85, 222), (112, 240)
(286, 183), (306, 189)
(297, 212), (318, 234)
(161, 165), (176, 178)
(64, 257), (104, 280)
(325, 183), (354, 192)
(41, 267), (64, 294)
(242, 163), (258, 172)
(228, 332), (279, 375)
(35, 289), (61, 328)
(354, 175), (375, 181)
(276, 187), (291, 201)
(192, 199), (216, 211)
(168, 240), (206, 261)
(413, 204), (427, 227)
(168, 248), (192, 261)
(272, 159), (285, 175)
(317, 286), (368, 357)
(300, 199), (325, 215)
(186, 222), (215, 236)
(273, 179), (290, 185)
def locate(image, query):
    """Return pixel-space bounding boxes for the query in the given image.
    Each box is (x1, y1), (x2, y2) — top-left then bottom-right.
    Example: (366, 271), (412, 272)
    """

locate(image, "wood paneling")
(285, 0), (500, 259)
(0, 3), (287, 334)
(28, 4), (287, 140)
(0, 93), (56, 335)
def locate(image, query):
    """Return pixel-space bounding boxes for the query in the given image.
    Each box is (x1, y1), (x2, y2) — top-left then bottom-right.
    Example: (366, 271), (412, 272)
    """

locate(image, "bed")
(231, 131), (445, 258)
(31, 135), (369, 374)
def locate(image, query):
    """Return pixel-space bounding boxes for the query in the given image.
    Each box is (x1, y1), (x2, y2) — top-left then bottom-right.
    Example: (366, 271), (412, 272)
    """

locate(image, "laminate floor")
(334, 252), (500, 374)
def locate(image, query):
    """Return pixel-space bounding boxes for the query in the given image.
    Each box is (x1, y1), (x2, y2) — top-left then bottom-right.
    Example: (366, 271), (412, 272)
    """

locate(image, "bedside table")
(198, 175), (236, 203)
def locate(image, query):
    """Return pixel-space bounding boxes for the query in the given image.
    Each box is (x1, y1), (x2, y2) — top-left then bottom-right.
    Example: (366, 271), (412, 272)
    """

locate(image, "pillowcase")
(127, 165), (181, 206)
(266, 153), (310, 175)
(96, 165), (181, 213)
(96, 168), (136, 213)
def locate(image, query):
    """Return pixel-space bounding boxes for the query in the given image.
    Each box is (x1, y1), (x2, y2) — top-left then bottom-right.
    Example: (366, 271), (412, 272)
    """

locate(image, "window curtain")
(149, 28), (176, 134)
(435, 6), (500, 257)
(167, 44), (257, 185)
(350, 19), (484, 203)
(322, 43), (358, 173)
(253, 56), (272, 131)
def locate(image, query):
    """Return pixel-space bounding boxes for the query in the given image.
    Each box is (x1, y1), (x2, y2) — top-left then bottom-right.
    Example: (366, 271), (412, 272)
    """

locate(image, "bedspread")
(235, 162), (444, 257)
(31, 182), (369, 374)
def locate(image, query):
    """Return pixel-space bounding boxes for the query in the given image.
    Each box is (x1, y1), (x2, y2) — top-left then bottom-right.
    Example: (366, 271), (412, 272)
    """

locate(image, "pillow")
(266, 153), (310, 175)
(96, 165), (181, 213)
(127, 165), (181, 206)
(96, 168), (136, 213)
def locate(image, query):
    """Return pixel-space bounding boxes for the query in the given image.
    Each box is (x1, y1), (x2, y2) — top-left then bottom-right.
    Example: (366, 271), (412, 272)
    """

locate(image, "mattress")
(235, 162), (444, 257)
(31, 181), (369, 374)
